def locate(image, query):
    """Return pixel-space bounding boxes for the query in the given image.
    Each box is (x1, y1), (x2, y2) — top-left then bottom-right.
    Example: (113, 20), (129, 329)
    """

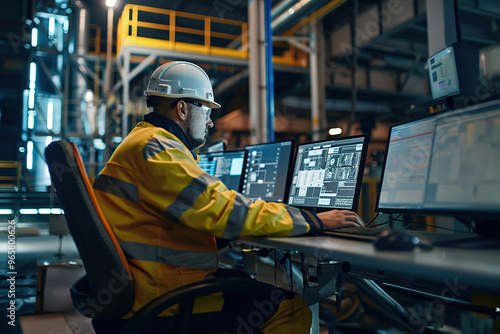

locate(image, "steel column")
(122, 49), (130, 137)
(248, 0), (275, 144)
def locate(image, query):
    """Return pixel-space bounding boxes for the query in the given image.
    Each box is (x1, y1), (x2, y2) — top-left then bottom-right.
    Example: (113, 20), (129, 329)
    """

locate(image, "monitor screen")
(428, 45), (460, 100)
(376, 98), (500, 221)
(241, 141), (294, 202)
(198, 150), (247, 192)
(287, 135), (368, 211)
(376, 116), (436, 210)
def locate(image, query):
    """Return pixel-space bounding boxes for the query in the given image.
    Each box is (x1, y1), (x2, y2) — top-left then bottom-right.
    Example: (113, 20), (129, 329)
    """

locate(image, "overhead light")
(28, 89), (35, 110)
(94, 138), (106, 150)
(29, 62), (37, 83)
(27, 141), (34, 170)
(31, 28), (38, 47)
(47, 99), (53, 130)
(20, 208), (38, 214)
(48, 16), (55, 39)
(329, 128), (342, 136)
(106, 0), (116, 8)
(27, 110), (35, 130)
(63, 18), (69, 33)
(84, 90), (94, 103)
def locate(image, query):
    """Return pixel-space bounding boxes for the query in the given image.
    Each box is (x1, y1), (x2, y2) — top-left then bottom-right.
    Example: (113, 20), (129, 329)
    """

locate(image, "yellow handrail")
(0, 161), (22, 190)
(116, 4), (306, 66)
(89, 24), (101, 101)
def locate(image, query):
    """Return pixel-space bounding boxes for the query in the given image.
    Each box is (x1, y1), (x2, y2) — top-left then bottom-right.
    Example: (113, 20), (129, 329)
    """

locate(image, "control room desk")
(243, 232), (500, 295)
(242, 233), (500, 332)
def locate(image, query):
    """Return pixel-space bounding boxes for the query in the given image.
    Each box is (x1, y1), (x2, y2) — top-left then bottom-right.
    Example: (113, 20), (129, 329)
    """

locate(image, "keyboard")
(322, 226), (386, 241)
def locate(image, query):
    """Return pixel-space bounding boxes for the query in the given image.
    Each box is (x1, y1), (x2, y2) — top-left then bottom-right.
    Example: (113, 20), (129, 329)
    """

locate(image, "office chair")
(45, 140), (262, 334)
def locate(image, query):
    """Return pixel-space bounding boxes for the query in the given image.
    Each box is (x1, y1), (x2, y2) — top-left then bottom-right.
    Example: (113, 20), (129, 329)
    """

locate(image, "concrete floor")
(0, 230), (89, 334)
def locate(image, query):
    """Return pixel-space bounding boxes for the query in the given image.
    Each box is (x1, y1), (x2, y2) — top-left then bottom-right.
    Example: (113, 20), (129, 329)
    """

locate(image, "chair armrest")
(120, 277), (262, 334)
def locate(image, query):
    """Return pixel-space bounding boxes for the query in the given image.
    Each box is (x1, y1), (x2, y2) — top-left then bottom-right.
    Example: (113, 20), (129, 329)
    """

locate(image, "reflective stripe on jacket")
(93, 121), (322, 317)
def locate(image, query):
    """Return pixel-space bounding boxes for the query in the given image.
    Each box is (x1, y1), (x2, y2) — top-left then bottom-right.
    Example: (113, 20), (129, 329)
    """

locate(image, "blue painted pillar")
(264, 0), (275, 142)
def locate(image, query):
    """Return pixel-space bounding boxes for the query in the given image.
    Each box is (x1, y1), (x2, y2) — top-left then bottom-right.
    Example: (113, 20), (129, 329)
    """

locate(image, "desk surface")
(242, 232), (500, 297)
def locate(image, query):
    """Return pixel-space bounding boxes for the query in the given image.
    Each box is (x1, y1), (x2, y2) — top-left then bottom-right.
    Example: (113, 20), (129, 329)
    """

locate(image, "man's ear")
(176, 100), (188, 121)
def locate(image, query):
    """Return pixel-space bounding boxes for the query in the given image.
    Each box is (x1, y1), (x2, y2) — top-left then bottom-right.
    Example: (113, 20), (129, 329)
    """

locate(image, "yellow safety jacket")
(93, 113), (324, 318)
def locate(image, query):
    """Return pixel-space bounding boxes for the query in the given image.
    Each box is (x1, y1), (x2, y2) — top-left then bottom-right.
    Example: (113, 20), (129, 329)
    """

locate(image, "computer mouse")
(374, 230), (432, 251)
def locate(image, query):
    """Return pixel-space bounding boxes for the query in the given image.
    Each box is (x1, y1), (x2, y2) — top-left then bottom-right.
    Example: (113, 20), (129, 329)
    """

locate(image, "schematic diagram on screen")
(289, 142), (364, 209)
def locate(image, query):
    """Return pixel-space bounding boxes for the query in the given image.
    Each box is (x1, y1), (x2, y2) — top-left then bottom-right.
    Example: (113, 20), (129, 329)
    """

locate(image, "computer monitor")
(198, 150), (247, 191)
(376, 98), (500, 232)
(206, 141), (227, 152)
(287, 135), (368, 212)
(428, 45), (460, 100)
(241, 141), (294, 202)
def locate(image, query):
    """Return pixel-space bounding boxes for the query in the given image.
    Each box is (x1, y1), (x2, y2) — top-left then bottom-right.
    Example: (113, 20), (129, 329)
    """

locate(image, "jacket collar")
(143, 112), (197, 160)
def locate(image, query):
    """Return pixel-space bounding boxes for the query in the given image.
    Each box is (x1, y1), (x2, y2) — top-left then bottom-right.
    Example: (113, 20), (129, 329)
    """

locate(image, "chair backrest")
(45, 140), (134, 319)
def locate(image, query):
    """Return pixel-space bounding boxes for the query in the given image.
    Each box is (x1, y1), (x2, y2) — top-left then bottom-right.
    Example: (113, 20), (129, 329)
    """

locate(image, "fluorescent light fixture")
(0, 209), (13, 215)
(48, 16), (55, 38)
(29, 62), (37, 83)
(28, 114), (34, 129)
(39, 208), (52, 214)
(329, 128), (342, 136)
(27, 141), (34, 170)
(51, 208), (63, 214)
(20, 208), (38, 214)
(31, 28), (38, 47)
(28, 89), (35, 110)
(63, 18), (69, 33)
(47, 99), (53, 130)
(27, 110), (36, 129)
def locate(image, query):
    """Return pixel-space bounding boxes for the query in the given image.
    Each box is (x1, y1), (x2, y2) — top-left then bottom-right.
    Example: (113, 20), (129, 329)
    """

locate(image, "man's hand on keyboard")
(317, 210), (365, 230)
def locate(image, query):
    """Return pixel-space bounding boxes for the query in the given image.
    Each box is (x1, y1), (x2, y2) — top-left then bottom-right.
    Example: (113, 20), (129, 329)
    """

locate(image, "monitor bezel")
(375, 99), (500, 224)
(205, 141), (227, 153)
(286, 134), (369, 213)
(242, 140), (295, 203)
(197, 149), (248, 192)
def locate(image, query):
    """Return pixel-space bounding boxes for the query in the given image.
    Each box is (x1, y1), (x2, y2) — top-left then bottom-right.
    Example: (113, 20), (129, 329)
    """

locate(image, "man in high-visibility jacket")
(93, 61), (363, 333)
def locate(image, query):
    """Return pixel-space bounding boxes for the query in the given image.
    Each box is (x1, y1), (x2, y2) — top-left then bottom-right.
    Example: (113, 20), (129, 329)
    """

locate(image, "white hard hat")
(144, 61), (221, 109)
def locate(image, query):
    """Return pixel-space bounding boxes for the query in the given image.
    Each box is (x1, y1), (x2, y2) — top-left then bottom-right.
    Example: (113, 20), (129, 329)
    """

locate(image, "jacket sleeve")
(140, 135), (324, 239)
